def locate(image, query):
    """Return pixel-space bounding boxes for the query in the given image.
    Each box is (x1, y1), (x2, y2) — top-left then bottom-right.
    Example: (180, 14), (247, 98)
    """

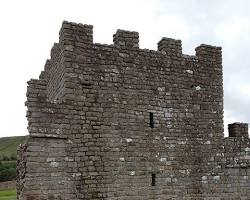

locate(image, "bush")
(2, 155), (10, 161)
(0, 154), (16, 162)
(10, 154), (16, 161)
(0, 162), (16, 182)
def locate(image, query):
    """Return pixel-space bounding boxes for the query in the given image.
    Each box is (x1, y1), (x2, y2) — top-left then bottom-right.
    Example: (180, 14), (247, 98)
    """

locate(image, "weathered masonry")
(17, 21), (250, 200)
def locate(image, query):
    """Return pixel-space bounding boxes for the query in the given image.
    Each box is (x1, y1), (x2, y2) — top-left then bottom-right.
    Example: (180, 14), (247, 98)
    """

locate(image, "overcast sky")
(0, 0), (249, 137)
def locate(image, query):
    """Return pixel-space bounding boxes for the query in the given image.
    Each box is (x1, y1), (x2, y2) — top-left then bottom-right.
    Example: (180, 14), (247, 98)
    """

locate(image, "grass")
(0, 136), (27, 160)
(0, 189), (16, 200)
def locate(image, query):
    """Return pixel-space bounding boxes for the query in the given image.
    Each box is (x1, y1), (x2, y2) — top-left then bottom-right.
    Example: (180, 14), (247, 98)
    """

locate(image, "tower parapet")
(228, 122), (249, 138)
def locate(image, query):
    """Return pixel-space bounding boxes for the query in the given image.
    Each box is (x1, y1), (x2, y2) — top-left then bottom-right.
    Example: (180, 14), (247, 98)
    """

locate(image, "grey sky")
(0, 0), (249, 137)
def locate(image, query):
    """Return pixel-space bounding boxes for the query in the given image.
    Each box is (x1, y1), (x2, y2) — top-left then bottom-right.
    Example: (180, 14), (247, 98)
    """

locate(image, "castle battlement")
(17, 21), (250, 200)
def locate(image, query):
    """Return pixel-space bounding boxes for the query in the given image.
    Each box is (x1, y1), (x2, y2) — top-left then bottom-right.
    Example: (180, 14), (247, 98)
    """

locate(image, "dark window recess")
(149, 112), (154, 128)
(151, 173), (156, 186)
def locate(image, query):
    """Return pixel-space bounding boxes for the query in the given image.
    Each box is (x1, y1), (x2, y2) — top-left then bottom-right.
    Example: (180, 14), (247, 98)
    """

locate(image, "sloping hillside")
(0, 136), (27, 160)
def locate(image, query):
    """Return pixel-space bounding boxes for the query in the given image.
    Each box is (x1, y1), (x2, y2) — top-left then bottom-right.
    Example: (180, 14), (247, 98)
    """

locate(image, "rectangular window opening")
(151, 173), (156, 186)
(149, 112), (154, 128)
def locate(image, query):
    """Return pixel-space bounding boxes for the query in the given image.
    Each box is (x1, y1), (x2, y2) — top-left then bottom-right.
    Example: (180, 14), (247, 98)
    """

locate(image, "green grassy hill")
(0, 136), (27, 183)
(0, 136), (27, 161)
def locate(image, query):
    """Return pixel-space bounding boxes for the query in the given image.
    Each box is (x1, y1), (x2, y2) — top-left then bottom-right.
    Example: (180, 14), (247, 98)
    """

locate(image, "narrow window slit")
(149, 112), (154, 128)
(151, 173), (156, 186)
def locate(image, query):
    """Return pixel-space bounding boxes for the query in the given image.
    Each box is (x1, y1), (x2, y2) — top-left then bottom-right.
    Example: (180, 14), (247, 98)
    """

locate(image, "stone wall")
(46, 43), (65, 102)
(17, 21), (250, 200)
(0, 181), (16, 190)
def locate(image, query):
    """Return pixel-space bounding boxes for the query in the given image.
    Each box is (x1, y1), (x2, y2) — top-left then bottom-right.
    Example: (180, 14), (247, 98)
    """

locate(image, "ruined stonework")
(17, 21), (250, 200)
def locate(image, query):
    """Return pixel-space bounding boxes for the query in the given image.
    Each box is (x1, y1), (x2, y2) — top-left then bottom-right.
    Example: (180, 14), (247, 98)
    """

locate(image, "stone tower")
(17, 21), (250, 200)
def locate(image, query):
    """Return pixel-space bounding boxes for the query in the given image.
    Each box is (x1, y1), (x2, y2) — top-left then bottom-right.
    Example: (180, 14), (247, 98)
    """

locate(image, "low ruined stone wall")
(0, 181), (16, 190)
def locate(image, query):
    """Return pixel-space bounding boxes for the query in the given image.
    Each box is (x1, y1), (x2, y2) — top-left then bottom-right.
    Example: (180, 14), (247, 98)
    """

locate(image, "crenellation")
(195, 44), (222, 64)
(113, 29), (139, 48)
(60, 21), (93, 45)
(157, 37), (182, 57)
(17, 21), (250, 200)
